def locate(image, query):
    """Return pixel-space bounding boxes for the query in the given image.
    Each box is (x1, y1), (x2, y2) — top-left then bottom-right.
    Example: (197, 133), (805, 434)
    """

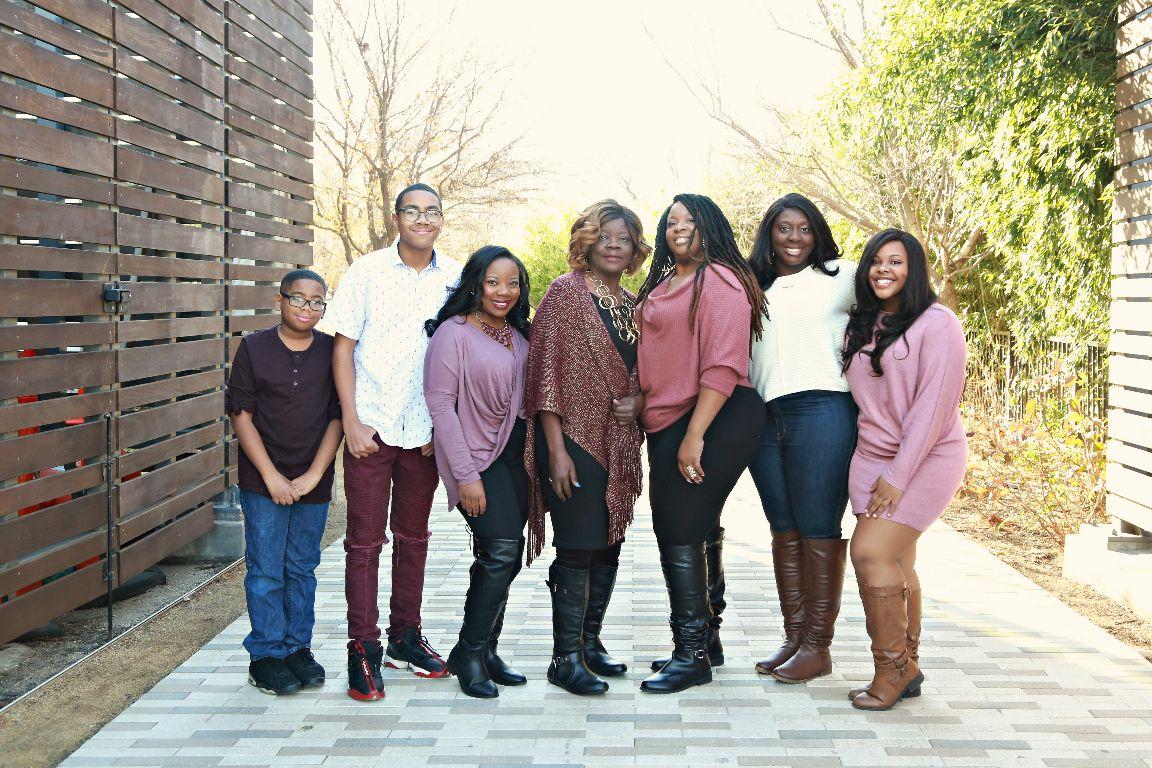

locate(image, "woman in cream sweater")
(746, 193), (857, 685)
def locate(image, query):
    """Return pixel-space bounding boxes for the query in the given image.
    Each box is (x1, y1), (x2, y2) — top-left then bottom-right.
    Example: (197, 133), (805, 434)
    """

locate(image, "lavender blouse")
(423, 316), (529, 509)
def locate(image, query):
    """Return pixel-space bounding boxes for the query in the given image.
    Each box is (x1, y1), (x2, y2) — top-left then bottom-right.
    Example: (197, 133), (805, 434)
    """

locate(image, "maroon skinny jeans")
(343, 436), (439, 642)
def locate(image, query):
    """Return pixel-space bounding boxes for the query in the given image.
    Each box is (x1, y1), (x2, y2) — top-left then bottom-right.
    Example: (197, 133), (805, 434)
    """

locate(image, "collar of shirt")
(387, 244), (441, 272)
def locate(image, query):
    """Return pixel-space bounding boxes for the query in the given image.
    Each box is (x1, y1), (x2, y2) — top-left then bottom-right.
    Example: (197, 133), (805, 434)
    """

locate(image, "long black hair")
(424, 245), (531, 338)
(748, 193), (841, 290)
(842, 228), (937, 376)
(637, 193), (766, 340)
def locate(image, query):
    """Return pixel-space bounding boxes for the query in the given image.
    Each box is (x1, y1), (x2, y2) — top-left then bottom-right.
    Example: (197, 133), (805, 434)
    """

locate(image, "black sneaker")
(347, 639), (385, 701)
(248, 657), (302, 696)
(385, 627), (450, 678)
(284, 648), (325, 688)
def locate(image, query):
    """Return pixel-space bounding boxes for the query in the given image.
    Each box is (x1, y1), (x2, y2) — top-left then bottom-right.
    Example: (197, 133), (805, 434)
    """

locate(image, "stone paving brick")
(61, 478), (1152, 768)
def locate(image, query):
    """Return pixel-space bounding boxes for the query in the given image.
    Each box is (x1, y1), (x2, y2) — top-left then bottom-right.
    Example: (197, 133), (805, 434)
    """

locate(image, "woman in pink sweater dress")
(841, 229), (967, 711)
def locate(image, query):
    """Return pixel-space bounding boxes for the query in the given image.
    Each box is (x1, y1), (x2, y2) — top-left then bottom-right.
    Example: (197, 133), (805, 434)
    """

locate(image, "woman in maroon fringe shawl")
(524, 200), (651, 696)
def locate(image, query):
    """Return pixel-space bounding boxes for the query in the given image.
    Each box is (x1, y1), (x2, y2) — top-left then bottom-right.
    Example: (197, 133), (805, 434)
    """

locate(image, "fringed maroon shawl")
(523, 271), (644, 564)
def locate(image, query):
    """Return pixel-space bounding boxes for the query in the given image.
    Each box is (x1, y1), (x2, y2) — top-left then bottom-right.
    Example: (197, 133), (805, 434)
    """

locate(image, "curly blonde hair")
(567, 199), (652, 275)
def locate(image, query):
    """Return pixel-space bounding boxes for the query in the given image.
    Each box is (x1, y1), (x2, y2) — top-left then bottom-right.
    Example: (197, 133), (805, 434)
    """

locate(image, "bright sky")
(314, 0), (850, 250)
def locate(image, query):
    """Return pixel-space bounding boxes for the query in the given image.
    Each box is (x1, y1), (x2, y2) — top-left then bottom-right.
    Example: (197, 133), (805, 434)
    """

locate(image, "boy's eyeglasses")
(397, 207), (443, 224)
(280, 293), (327, 311)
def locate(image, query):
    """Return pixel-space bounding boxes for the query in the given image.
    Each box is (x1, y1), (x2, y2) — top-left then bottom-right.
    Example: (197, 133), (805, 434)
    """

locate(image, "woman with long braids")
(424, 246), (532, 699)
(524, 200), (650, 696)
(841, 229), (967, 710)
(636, 193), (767, 694)
(745, 193), (858, 684)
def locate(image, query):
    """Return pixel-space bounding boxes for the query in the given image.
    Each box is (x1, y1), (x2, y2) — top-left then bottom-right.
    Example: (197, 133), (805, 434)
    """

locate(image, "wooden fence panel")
(1111, 6), (1152, 537)
(223, 0), (315, 487)
(0, 0), (313, 644)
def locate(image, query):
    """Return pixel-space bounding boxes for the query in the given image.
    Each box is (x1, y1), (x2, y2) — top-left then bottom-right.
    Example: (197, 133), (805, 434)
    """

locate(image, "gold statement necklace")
(588, 271), (638, 345)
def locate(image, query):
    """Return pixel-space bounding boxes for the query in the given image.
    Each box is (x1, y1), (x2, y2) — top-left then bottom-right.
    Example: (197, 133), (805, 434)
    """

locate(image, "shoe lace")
(415, 634), (442, 660)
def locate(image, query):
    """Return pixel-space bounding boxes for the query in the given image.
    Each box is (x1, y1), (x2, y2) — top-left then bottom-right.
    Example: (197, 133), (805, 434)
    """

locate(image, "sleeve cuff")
(456, 470), (482, 487)
(880, 469), (907, 492)
(326, 320), (362, 342)
(699, 367), (740, 397)
(225, 394), (254, 414)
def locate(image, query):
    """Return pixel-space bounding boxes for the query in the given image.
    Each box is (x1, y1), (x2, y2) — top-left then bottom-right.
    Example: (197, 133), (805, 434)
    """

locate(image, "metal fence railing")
(964, 332), (1108, 428)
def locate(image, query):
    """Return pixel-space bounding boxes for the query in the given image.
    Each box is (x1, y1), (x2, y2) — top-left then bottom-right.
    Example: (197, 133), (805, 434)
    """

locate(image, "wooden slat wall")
(0, 0), (312, 644)
(1111, 3), (1152, 535)
(224, 0), (315, 487)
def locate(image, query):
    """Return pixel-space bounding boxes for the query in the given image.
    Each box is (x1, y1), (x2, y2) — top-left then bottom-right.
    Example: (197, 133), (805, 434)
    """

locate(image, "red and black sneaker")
(347, 639), (385, 701)
(385, 627), (450, 678)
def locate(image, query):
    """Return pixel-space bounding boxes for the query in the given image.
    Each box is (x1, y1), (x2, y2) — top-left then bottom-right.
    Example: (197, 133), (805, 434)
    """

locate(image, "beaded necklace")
(474, 311), (513, 348)
(588, 271), (638, 345)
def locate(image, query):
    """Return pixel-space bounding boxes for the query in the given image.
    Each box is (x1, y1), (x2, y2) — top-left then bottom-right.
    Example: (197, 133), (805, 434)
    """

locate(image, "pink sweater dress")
(845, 303), (968, 531)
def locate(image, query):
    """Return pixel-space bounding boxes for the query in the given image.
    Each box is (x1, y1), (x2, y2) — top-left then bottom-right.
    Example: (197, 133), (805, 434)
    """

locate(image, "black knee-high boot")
(641, 542), (712, 694)
(448, 537), (522, 698)
(485, 538), (528, 686)
(705, 526), (726, 664)
(650, 527), (726, 671)
(582, 564), (627, 677)
(547, 564), (609, 695)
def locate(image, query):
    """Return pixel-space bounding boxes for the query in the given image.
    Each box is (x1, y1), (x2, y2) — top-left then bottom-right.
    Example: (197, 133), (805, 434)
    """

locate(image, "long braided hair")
(637, 193), (766, 340)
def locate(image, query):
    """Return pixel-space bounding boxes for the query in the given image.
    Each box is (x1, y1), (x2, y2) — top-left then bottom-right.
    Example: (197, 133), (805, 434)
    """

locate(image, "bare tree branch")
(315, 0), (540, 264)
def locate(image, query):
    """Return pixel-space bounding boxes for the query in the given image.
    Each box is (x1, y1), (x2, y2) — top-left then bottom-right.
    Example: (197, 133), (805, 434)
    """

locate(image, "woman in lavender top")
(841, 229), (967, 711)
(424, 246), (531, 699)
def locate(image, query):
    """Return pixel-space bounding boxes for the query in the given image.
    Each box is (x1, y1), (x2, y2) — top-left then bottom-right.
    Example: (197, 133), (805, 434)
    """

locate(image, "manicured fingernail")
(573, 482), (581, 488)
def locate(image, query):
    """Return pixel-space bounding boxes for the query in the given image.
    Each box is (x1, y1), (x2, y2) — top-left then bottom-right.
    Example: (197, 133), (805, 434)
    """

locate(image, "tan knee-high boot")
(771, 538), (846, 683)
(906, 587), (922, 662)
(851, 584), (924, 711)
(755, 530), (805, 674)
(849, 586), (921, 699)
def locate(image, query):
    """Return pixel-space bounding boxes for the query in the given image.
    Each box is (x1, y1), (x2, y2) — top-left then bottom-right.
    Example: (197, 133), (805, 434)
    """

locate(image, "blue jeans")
(241, 490), (329, 660)
(747, 390), (857, 539)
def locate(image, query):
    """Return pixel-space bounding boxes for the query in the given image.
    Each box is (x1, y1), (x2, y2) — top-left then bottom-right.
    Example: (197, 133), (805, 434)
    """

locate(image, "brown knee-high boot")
(771, 538), (846, 683)
(851, 584), (924, 711)
(755, 530), (805, 674)
(849, 586), (921, 699)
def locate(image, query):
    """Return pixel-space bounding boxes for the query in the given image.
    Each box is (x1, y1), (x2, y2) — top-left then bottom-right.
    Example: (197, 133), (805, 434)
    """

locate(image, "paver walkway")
(61, 475), (1152, 767)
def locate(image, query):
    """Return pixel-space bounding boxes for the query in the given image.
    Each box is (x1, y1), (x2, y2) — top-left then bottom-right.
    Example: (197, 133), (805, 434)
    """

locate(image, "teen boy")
(325, 183), (462, 701)
(226, 269), (343, 695)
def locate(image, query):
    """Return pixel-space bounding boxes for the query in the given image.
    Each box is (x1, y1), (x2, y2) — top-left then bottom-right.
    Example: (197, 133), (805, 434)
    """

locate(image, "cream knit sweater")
(749, 259), (857, 402)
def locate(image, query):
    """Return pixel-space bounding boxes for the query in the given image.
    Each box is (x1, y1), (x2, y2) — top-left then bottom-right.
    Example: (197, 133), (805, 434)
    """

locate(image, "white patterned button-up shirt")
(325, 245), (462, 449)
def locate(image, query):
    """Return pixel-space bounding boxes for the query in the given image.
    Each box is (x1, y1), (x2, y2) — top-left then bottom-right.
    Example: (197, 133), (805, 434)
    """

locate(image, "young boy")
(325, 183), (461, 701)
(226, 269), (343, 695)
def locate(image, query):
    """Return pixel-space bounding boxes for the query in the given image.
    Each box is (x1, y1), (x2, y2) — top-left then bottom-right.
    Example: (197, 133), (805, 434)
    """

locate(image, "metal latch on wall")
(103, 281), (133, 312)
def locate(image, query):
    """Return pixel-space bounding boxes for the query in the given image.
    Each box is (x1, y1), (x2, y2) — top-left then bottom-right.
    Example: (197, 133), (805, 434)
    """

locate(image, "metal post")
(104, 412), (114, 641)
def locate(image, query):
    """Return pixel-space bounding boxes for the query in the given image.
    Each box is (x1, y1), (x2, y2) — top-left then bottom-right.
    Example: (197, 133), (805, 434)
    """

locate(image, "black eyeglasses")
(397, 207), (443, 223)
(280, 293), (327, 311)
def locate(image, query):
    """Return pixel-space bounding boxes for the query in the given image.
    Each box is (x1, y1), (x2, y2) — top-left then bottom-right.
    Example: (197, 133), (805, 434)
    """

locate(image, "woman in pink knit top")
(635, 193), (767, 694)
(841, 229), (968, 711)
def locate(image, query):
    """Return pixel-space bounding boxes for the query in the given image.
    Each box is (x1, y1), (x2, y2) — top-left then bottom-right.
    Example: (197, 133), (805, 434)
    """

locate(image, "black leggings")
(648, 386), (765, 547)
(459, 419), (529, 539)
(554, 541), (623, 571)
